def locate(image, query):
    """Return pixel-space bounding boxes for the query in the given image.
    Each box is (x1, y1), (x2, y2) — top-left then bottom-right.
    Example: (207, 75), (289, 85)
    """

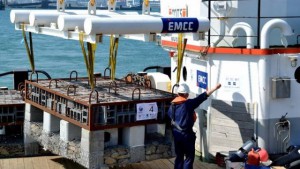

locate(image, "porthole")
(295, 66), (300, 83)
(183, 66), (187, 81)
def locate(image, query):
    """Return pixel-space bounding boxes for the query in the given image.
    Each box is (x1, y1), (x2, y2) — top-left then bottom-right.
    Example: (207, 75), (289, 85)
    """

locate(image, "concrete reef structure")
(24, 76), (174, 168)
(0, 90), (24, 130)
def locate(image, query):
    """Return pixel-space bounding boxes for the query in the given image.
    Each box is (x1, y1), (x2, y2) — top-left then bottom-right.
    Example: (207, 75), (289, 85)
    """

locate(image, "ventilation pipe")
(211, 20), (226, 47)
(229, 22), (255, 49)
(210, 1), (231, 47)
(261, 19), (293, 49)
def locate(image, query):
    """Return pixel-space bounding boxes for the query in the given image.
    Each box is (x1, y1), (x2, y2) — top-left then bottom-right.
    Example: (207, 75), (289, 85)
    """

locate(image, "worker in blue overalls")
(168, 83), (221, 169)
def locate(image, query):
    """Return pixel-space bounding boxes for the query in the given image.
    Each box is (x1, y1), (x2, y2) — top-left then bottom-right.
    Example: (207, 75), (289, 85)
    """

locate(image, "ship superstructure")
(160, 0), (300, 159)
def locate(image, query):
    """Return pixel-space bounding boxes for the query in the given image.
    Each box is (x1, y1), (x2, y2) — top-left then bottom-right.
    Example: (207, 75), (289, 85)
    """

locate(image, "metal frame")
(24, 78), (174, 131)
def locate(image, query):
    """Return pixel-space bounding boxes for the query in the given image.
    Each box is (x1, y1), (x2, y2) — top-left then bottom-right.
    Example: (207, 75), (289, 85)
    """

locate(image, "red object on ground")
(215, 152), (226, 167)
(247, 149), (260, 166)
(257, 148), (269, 162)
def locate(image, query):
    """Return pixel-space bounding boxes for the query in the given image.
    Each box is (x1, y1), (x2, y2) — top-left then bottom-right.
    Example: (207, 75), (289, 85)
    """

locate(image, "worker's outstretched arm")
(206, 83), (221, 96)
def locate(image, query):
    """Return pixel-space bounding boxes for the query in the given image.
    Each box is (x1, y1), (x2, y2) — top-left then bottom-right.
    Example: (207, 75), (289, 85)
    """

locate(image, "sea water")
(0, 9), (169, 89)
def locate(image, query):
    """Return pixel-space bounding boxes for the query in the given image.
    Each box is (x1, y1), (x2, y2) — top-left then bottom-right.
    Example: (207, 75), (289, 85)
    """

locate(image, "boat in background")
(7, 0), (144, 10)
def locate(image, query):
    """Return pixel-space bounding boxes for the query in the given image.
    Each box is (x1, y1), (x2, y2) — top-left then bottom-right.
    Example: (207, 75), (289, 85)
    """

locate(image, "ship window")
(295, 66), (300, 83)
(183, 66), (187, 81)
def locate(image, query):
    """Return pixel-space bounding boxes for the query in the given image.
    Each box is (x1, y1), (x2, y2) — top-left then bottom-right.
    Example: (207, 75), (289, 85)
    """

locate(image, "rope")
(176, 33), (187, 84)
(109, 35), (119, 80)
(22, 24), (35, 73)
(79, 32), (97, 90)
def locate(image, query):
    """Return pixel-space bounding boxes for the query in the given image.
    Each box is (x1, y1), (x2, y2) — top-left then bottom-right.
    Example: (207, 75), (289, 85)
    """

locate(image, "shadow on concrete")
(51, 157), (86, 169)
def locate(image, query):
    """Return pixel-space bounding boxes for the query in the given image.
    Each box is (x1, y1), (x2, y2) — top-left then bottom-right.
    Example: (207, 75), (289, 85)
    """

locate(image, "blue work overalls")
(168, 92), (208, 169)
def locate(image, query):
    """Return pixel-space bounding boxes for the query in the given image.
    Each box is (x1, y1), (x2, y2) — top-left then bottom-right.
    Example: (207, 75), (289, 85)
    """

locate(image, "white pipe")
(10, 10), (31, 24)
(210, 19), (225, 47)
(10, 9), (153, 24)
(58, 15), (102, 31)
(257, 56), (270, 150)
(29, 11), (67, 26)
(10, 10), (54, 24)
(261, 19), (293, 49)
(10, 10), (85, 24)
(58, 13), (162, 31)
(229, 22), (255, 49)
(84, 17), (210, 35)
(29, 10), (144, 26)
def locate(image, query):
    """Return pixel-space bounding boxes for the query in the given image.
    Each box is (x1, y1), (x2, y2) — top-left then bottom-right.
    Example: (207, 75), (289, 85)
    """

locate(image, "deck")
(0, 156), (224, 169)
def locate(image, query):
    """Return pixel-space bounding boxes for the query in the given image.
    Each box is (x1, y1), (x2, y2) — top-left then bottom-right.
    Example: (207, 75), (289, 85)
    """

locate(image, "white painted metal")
(260, 19), (293, 49)
(161, 0), (300, 158)
(229, 22), (255, 49)
(57, 12), (160, 31)
(10, 10), (87, 24)
(29, 11), (66, 26)
(210, 19), (225, 47)
(147, 72), (171, 92)
(84, 17), (160, 34)
(57, 15), (100, 31)
(87, 0), (96, 15)
(10, 10), (34, 24)
(28, 10), (142, 27)
(84, 17), (210, 35)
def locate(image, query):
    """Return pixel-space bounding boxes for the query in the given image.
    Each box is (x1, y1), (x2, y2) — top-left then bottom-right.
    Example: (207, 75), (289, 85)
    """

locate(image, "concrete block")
(43, 111), (60, 133)
(80, 151), (104, 169)
(81, 129), (104, 151)
(80, 138), (90, 151)
(122, 126), (145, 147)
(81, 127), (90, 138)
(24, 133), (39, 156)
(146, 124), (166, 136)
(130, 145), (145, 163)
(60, 120), (81, 142)
(104, 128), (118, 147)
(59, 140), (68, 157)
(25, 110), (31, 122)
(25, 103), (43, 122)
(80, 129), (105, 169)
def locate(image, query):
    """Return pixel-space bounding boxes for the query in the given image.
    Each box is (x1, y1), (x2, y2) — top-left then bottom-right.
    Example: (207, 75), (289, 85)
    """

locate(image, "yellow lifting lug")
(88, 0), (97, 15)
(176, 33), (187, 84)
(144, 0), (149, 7)
(108, 0), (116, 11)
(57, 0), (65, 12)
(22, 24), (35, 73)
(79, 32), (97, 90)
(142, 0), (150, 15)
(90, 0), (95, 6)
(109, 34), (119, 80)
